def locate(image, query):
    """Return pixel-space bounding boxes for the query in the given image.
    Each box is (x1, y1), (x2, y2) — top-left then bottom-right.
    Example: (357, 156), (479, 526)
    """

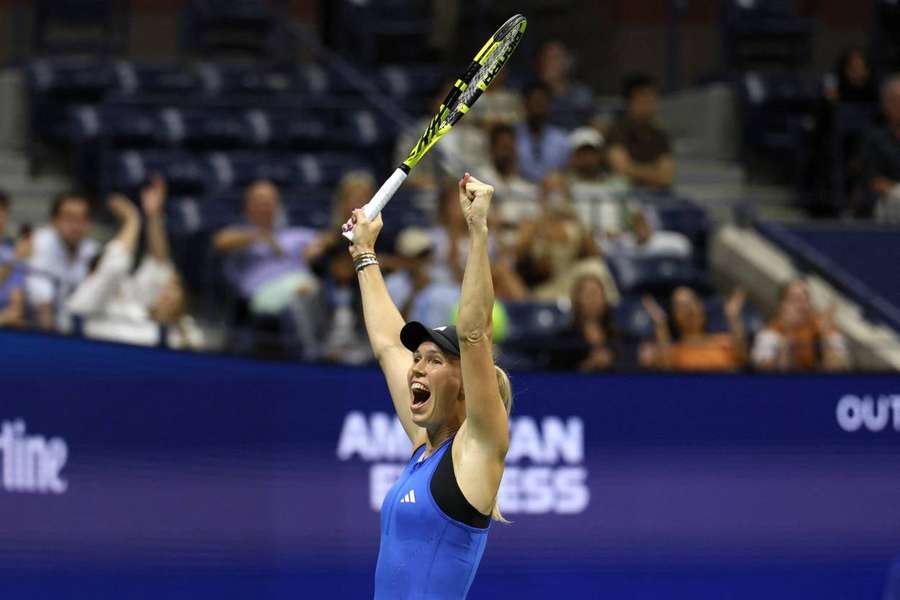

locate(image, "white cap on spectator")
(396, 226), (432, 258)
(569, 127), (604, 151)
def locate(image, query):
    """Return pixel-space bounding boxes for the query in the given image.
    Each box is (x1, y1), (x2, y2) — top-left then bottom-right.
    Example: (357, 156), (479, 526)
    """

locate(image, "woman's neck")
(425, 422), (460, 454)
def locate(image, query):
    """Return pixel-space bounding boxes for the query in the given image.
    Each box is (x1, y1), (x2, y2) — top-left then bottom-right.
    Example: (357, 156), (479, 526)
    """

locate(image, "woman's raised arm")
(347, 209), (419, 442)
(456, 174), (508, 456)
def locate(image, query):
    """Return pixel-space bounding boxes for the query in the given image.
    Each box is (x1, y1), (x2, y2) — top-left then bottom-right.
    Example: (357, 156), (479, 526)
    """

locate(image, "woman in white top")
(66, 177), (203, 350)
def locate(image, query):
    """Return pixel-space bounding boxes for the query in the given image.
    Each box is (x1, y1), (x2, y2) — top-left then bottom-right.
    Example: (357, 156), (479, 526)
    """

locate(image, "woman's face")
(672, 287), (705, 335)
(573, 276), (607, 321)
(845, 50), (869, 87)
(151, 275), (186, 323)
(779, 280), (812, 326)
(407, 341), (463, 429)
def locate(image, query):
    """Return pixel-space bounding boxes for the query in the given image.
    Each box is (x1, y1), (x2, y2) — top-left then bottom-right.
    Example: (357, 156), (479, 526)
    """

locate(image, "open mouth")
(410, 382), (431, 409)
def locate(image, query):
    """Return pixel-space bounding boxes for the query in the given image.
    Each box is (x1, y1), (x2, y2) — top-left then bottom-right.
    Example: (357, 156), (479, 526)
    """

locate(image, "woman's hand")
(346, 208), (383, 256)
(140, 174), (167, 219)
(724, 287), (746, 324)
(459, 172), (494, 231)
(107, 193), (139, 222)
(641, 295), (667, 327)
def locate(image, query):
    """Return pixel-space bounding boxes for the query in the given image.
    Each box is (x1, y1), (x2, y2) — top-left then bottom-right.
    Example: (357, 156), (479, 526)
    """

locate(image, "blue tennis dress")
(373, 437), (490, 599)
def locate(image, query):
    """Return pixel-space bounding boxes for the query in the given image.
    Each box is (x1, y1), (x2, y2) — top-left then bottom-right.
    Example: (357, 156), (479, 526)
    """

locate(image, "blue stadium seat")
(205, 152), (297, 190)
(377, 65), (444, 99)
(196, 62), (295, 96)
(722, 0), (813, 69)
(182, 0), (280, 59)
(607, 254), (711, 297)
(294, 152), (373, 186)
(332, 0), (432, 64)
(737, 71), (823, 175)
(262, 108), (331, 149)
(613, 297), (655, 340)
(503, 302), (570, 341)
(28, 59), (113, 99)
(32, 0), (127, 56)
(334, 108), (395, 147)
(112, 62), (202, 97)
(68, 105), (166, 147)
(161, 107), (260, 150)
(106, 150), (209, 195)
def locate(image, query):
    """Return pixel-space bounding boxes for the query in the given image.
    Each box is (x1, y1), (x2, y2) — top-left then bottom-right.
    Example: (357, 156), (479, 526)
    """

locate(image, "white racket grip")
(342, 168), (408, 242)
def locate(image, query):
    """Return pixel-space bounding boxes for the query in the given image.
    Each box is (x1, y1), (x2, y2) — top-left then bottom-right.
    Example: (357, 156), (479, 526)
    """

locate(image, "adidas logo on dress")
(399, 490), (417, 504)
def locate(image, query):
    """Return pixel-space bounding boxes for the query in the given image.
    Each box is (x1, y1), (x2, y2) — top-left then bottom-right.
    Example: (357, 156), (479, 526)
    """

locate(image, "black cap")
(400, 322), (460, 357)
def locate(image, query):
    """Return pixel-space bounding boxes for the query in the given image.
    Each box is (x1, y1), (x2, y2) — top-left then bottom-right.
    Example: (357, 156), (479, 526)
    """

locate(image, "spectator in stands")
(385, 226), (460, 327)
(213, 179), (323, 360)
(858, 74), (900, 221)
(0, 191), (28, 328)
(470, 69), (524, 126)
(826, 47), (878, 106)
(515, 82), (571, 182)
(512, 172), (618, 302)
(807, 47), (879, 217)
(641, 287), (747, 372)
(606, 74), (674, 190)
(27, 192), (99, 331)
(534, 39), (596, 130)
(546, 271), (624, 372)
(314, 171), (378, 365)
(319, 247), (372, 366)
(605, 207), (692, 259)
(568, 127), (608, 184)
(477, 123), (539, 223)
(66, 177), (203, 349)
(431, 179), (526, 302)
(565, 126), (631, 235)
(395, 80), (488, 192)
(751, 278), (849, 372)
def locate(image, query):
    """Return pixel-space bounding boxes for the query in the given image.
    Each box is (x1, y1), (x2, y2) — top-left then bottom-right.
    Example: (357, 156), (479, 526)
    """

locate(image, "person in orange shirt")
(751, 278), (849, 372)
(640, 286), (747, 372)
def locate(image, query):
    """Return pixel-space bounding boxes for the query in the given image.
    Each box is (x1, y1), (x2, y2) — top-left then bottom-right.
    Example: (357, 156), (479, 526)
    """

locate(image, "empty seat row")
(103, 150), (374, 195)
(29, 59), (442, 100)
(68, 104), (396, 149)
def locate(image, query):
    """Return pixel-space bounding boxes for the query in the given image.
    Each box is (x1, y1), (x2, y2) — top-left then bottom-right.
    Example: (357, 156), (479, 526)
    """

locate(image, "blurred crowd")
(803, 47), (900, 220)
(2, 37), (879, 374)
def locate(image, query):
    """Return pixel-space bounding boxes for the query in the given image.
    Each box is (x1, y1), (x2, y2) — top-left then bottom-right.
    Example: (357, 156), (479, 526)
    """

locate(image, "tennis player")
(345, 173), (512, 599)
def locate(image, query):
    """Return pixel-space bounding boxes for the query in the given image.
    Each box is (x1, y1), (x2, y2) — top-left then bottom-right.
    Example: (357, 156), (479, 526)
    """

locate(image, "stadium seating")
(736, 70), (823, 177)
(754, 219), (900, 333)
(722, 0), (813, 70)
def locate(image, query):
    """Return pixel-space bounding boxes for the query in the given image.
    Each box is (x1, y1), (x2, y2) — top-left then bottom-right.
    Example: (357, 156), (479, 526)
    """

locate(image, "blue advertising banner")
(1, 330), (899, 599)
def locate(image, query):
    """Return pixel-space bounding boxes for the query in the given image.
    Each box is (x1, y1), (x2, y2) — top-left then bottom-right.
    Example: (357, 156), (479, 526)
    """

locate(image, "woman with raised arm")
(345, 173), (512, 600)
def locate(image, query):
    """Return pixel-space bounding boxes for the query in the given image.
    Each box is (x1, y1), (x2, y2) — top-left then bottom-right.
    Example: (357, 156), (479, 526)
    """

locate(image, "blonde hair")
(491, 364), (513, 524)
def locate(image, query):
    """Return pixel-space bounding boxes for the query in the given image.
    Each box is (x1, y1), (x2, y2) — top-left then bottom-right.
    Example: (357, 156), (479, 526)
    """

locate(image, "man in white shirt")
(27, 193), (99, 330)
(475, 123), (540, 223)
(605, 207), (692, 259)
(66, 177), (203, 349)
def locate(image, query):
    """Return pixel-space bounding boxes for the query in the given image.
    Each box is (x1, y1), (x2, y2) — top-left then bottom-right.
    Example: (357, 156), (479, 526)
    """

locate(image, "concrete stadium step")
(674, 158), (744, 186)
(0, 151), (29, 178)
(0, 69), (27, 152)
(2, 172), (71, 197)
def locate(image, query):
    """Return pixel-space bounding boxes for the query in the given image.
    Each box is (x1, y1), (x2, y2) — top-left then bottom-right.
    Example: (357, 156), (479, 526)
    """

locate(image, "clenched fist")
(458, 172), (494, 231)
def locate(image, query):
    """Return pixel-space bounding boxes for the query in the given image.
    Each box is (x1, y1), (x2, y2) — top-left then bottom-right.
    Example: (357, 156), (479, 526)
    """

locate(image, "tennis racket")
(342, 13), (528, 241)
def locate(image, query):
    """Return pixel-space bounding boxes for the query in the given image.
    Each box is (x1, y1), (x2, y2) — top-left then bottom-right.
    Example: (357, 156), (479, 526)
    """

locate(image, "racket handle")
(342, 168), (408, 242)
